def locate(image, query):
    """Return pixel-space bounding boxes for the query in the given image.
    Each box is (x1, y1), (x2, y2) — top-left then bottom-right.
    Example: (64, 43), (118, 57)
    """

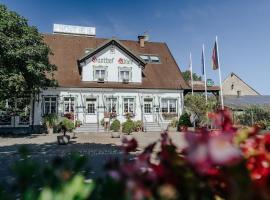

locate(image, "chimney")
(138, 35), (145, 47)
(138, 33), (149, 48)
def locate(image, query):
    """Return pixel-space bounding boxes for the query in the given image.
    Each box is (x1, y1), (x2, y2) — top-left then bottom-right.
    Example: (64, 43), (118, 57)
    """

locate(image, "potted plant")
(43, 114), (58, 134)
(177, 113), (192, 132)
(124, 112), (135, 119)
(57, 118), (75, 145)
(110, 119), (121, 138)
(134, 120), (143, 132)
(122, 119), (135, 135)
(64, 112), (74, 120)
(168, 117), (178, 132)
(75, 120), (82, 128)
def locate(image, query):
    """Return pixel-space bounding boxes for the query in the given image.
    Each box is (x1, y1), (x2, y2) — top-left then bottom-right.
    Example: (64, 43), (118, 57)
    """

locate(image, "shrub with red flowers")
(64, 112), (74, 120)
(90, 109), (270, 199)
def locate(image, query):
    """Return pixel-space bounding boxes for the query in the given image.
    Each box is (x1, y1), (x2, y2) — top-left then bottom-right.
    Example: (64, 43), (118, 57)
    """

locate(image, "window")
(120, 70), (130, 81)
(123, 98), (135, 113)
(140, 55), (150, 62)
(144, 99), (152, 114)
(95, 69), (106, 80)
(106, 98), (118, 113)
(150, 56), (160, 63)
(237, 90), (241, 97)
(231, 83), (234, 90)
(64, 97), (75, 113)
(86, 98), (96, 114)
(44, 97), (57, 115)
(140, 55), (160, 63)
(161, 99), (177, 113)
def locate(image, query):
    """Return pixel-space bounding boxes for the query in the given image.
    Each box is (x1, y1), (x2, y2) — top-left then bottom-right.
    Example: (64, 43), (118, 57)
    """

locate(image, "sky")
(1, 0), (269, 94)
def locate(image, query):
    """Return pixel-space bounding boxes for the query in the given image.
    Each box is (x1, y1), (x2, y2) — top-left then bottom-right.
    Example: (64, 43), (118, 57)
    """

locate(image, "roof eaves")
(78, 38), (146, 67)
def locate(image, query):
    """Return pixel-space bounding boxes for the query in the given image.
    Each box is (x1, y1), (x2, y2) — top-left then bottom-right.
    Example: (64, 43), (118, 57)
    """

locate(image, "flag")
(201, 47), (205, 75)
(212, 41), (219, 70)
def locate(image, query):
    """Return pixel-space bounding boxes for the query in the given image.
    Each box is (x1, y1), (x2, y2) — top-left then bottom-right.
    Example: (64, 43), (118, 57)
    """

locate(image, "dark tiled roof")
(43, 34), (189, 90)
(224, 95), (270, 109)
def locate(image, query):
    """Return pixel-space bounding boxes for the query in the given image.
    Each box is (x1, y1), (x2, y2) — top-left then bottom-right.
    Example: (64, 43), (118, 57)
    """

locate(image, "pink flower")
(185, 132), (242, 174)
(208, 134), (241, 165)
(122, 137), (138, 153)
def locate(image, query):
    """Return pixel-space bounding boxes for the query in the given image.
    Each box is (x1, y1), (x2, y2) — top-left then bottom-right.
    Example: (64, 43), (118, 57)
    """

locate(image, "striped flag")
(212, 41), (219, 70)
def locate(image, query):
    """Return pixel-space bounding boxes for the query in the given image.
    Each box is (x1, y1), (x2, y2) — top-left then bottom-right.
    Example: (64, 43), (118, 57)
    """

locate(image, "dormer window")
(140, 55), (150, 62)
(93, 66), (107, 82)
(150, 56), (160, 63)
(140, 55), (160, 63)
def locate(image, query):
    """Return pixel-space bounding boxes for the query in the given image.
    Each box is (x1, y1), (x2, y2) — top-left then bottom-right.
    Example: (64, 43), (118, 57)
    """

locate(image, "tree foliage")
(0, 4), (57, 100)
(184, 94), (218, 126)
(182, 70), (202, 81)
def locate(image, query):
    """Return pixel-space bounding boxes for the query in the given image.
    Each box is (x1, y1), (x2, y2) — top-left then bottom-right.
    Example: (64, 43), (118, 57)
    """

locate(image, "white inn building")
(1, 25), (219, 134)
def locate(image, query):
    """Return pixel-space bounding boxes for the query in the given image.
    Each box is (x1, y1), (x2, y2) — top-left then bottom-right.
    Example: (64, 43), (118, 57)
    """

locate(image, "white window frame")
(119, 67), (132, 82)
(106, 97), (118, 113)
(123, 97), (135, 114)
(144, 98), (153, 114)
(43, 96), (57, 115)
(161, 98), (177, 113)
(93, 66), (108, 81)
(86, 98), (96, 115)
(63, 97), (75, 114)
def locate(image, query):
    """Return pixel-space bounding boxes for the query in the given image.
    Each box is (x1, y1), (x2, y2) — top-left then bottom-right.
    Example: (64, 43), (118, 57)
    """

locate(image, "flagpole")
(190, 52), (194, 96)
(216, 36), (224, 109)
(202, 44), (208, 103)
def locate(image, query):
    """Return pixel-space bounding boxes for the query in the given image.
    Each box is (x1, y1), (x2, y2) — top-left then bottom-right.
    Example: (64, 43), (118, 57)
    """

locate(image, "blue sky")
(1, 0), (270, 94)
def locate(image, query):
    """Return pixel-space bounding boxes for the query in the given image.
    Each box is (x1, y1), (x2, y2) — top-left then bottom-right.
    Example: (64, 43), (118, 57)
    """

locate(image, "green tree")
(184, 94), (218, 126)
(0, 4), (57, 101)
(182, 70), (202, 82)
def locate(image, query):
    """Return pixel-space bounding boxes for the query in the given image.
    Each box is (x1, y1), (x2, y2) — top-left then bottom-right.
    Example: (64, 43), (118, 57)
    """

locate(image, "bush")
(178, 112), (192, 131)
(169, 117), (178, 128)
(59, 118), (75, 134)
(236, 105), (270, 127)
(133, 120), (143, 132)
(43, 113), (58, 128)
(110, 119), (121, 132)
(122, 119), (134, 134)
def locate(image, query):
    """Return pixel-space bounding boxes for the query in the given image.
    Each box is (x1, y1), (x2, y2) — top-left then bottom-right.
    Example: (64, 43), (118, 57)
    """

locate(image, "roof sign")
(53, 24), (96, 37)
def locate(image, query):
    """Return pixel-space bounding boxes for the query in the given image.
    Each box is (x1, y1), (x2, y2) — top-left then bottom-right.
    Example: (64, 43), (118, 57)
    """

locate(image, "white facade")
(81, 44), (142, 83)
(33, 88), (184, 128)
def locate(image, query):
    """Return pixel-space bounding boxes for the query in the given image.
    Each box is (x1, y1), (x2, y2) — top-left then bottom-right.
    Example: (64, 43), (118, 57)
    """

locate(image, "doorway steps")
(74, 123), (105, 133)
(144, 122), (162, 132)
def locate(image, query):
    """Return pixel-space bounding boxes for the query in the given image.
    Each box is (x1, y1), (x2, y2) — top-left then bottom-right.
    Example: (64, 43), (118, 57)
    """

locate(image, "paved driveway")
(0, 132), (187, 185)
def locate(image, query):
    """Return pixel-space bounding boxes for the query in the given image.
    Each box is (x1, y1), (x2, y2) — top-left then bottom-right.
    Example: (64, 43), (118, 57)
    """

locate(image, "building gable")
(80, 43), (143, 83)
(223, 72), (260, 96)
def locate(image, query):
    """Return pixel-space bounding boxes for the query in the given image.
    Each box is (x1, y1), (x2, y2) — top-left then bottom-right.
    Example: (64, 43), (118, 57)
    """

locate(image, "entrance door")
(85, 98), (97, 123)
(144, 98), (154, 122)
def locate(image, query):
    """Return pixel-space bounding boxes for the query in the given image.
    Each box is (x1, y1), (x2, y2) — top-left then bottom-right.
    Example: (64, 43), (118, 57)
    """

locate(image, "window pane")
(64, 103), (69, 112)
(144, 104), (151, 113)
(44, 102), (50, 114)
(50, 101), (56, 114)
(150, 56), (160, 63)
(169, 99), (177, 113)
(87, 103), (95, 114)
(161, 99), (168, 113)
(124, 103), (128, 113)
